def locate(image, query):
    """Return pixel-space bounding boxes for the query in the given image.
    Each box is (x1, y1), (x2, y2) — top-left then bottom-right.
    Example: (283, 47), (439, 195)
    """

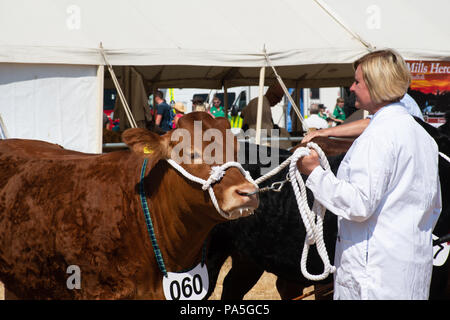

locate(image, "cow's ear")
(122, 128), (169, 165)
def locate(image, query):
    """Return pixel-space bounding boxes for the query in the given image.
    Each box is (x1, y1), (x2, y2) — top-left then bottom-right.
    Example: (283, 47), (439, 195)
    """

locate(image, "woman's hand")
(302, 129), (329, 143)
(296, 150), (320, 176)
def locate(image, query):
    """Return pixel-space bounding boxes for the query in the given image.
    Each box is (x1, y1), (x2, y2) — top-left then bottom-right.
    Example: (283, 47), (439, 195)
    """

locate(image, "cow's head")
(122, 112), (259, 220)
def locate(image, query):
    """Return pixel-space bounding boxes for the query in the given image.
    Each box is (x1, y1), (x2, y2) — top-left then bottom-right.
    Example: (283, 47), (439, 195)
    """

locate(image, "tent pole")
(223, 82), (229, 117)
(263, 51), (308, 133)
(99, 43), (137, 128)
(255, 65), (265, 145)
(295, 84), (302, 132)
(96, 64), (104, 153)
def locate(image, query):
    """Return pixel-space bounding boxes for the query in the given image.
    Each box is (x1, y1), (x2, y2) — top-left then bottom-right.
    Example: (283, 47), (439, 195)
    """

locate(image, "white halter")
(166, 159), (257, 219)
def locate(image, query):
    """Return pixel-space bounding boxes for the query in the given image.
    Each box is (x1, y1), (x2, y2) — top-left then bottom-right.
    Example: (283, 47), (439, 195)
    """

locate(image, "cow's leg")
(221, 254), (264, 300)
(275, 277), (306, 300)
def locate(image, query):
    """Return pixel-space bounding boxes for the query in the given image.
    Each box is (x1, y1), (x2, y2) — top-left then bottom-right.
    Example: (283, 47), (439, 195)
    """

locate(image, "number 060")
(169, 274), (203, 300)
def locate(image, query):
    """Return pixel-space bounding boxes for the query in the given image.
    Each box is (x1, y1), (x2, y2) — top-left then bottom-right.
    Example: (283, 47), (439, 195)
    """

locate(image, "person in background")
(302, 92), (424, 143)
(241, 82), (285, 132)
(304, 104), (328, 131)
(318, 104), (328, 120)
(297, 49), (441, 300)
(400, 93), (424, 120)
(172, 102), (185, 128)
(154, 90), (172, 132)
(103, 113), (111, 130)
(240, 82), (293, 148)
(192, 97), (204, 108)
(325, 117), (334, 128)
(332, 97), (346, 125)
(210, 95), (227, 118)
(229, 105), (243, 135)
(192, 97), (209, 113)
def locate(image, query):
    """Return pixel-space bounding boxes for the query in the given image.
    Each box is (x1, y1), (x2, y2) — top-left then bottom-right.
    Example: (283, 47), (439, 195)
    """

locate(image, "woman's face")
(350, 65), (374, 112)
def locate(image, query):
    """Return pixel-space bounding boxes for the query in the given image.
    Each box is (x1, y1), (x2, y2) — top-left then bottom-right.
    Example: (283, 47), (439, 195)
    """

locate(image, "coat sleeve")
(305, 136), (394, 222)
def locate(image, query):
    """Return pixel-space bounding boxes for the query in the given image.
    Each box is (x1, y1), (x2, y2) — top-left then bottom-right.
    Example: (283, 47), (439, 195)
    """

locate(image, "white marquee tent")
(0, 0), (449, 152)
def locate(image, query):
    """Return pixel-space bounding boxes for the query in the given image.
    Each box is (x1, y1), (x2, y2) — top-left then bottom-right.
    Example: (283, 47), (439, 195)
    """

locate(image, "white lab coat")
(306, 104), (442, 300)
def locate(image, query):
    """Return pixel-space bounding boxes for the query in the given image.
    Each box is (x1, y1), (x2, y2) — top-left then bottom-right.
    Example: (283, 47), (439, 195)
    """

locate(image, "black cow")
(206, 117), (450, 300)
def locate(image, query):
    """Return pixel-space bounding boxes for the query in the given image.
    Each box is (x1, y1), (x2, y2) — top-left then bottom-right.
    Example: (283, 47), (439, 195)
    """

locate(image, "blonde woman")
(297, 49), (441, 300)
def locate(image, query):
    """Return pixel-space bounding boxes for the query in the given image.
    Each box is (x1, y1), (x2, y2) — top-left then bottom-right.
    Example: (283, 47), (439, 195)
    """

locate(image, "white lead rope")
(288, 143), (336, 281)
(253, 142), (336, 281)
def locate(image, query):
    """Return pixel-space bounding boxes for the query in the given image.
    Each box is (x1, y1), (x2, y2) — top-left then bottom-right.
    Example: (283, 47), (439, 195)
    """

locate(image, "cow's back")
(0, 138), (148, 299)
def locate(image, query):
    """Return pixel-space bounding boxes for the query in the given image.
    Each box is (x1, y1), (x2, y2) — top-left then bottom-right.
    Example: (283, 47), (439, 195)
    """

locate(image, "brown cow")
(0, 112), (258, 299)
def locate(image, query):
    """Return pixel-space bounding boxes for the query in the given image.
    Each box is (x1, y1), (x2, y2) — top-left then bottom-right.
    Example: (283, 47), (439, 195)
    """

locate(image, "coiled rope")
(288, 143), (336, 280)
(254, 142), (336, 281)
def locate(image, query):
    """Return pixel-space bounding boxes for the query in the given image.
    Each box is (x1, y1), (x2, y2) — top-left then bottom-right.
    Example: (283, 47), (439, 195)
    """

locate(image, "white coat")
(306, 104), (442, 300)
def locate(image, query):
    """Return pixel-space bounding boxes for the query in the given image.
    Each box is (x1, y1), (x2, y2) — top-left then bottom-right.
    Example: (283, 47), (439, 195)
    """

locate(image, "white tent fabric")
(0, 0), (448, 153)
(1, 0), (449, 88)
(0, 64), (101, 153)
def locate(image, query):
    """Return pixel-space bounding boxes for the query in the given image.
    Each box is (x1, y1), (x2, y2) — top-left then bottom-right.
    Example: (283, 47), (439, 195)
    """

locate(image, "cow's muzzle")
(236, 189), (259, 196)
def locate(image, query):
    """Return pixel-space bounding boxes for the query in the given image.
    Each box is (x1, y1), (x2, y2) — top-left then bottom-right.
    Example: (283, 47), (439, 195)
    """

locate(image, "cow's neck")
(142, 161), (221, 272)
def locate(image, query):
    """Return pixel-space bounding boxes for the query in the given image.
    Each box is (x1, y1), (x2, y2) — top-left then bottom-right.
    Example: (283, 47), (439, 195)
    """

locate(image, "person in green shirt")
(210, 95), (228, 118)
(318, 104), (328, 120)
(332, 97), (346, 124)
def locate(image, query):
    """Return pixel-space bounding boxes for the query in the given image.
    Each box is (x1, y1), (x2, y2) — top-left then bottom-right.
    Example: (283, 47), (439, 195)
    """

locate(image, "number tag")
(433, 234), (450, 267)
(162, 263), (209, 300)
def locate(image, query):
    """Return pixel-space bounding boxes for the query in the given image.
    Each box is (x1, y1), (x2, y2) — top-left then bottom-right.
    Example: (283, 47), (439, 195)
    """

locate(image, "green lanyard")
(139, 159), (207, 277)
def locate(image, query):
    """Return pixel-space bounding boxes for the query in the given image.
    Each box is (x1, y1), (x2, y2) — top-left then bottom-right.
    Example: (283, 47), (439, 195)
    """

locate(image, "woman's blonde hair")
(354, 49), (411, 104)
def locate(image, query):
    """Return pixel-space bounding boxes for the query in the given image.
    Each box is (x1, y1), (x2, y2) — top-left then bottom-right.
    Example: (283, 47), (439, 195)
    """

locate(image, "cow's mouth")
(224, 201), (258, 220)
(227, 206), (255, 218)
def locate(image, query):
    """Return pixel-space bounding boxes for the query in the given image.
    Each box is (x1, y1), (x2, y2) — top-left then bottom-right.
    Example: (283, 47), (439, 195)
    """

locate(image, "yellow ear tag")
(143, 146), (154, 154)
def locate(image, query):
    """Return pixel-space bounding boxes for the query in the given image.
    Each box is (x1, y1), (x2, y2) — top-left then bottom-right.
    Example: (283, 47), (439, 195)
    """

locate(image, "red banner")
(407, 61), (450, 94)
(406, 60), (450, 116)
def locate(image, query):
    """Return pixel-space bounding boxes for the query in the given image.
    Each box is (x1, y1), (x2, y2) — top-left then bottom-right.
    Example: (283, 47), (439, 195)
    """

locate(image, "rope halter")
(166, 159), (258, 219)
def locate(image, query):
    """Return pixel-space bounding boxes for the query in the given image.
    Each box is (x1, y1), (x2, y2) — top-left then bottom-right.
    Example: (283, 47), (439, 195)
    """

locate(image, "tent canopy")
(2, 0), (449, 88)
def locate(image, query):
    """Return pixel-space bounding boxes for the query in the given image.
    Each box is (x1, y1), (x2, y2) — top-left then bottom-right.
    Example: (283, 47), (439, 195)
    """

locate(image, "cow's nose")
(233, 184), (259, 209)
(236, 188), (259, 196)
(217, 174), (260, 220)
